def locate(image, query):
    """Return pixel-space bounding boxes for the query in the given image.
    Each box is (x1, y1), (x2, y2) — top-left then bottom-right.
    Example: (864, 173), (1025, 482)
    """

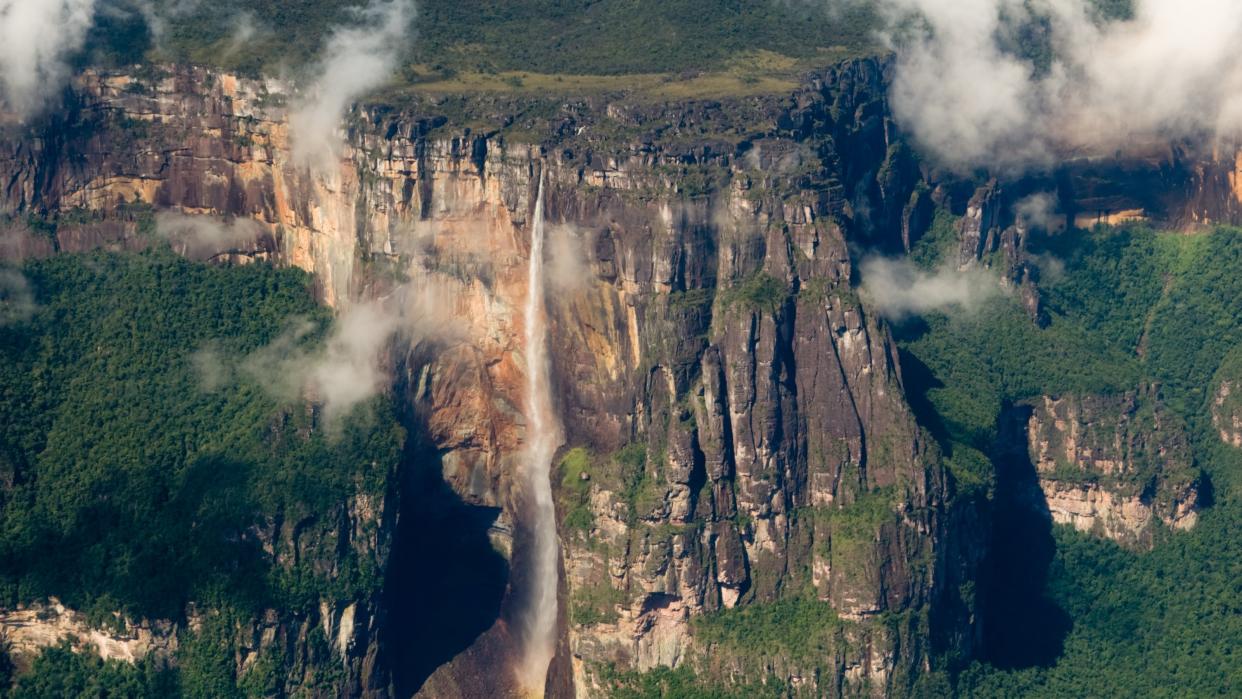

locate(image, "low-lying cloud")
(547, 223), (590, 293)
(878, 0), (1242, 171)
(290, 0), (413, 173)
(237, 302), (399, 424)
(0, 0), (97, 118)
(223, 12), (258, 58)
(0, 267), (34, 324)
(156, 212), (264, 260)
(1014, 192), (1062, 232)
(204, 264), (475, 424)
(860, 256), (1002, 318)
(193, 310), (389, 407)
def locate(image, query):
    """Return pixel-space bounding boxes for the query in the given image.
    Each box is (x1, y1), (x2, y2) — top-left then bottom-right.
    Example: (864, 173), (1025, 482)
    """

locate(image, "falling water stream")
(516, 170), (562, 696)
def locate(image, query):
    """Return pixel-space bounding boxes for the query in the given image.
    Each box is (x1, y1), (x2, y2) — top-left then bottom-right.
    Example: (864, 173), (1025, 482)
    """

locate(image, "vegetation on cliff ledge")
(0, 249), (404, 695)
(899, 224), (1242, 696)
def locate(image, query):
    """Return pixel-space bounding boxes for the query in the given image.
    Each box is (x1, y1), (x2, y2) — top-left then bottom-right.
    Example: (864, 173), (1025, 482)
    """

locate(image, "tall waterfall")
(516, 170), (562, 696)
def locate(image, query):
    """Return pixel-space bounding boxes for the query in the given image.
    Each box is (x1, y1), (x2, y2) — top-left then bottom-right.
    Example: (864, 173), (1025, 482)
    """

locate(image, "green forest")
(901, 225), (1242, 696)
(0, 249), (404, 696)
(103, 0), (1140, 78)
(88, 0), (880, 76)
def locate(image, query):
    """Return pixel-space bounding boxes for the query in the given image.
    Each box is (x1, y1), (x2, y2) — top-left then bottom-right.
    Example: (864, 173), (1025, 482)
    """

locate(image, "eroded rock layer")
(1025, 388), (1202, 548)
(2, 57), (1236, 696)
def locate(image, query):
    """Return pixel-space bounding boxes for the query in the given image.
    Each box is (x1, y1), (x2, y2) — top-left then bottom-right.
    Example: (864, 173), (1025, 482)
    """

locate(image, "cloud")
(860, 256), (1002, 318)
(155, 212), (265, 260)
(223, 12), (258, 56)
(289, 0), (413, 173)
(878, 0), (1242, 171)
(191, 345), (232, 392)
(1027, 251), (1066, 284)
(546, 223), (590, 293)
(1014, 192), (1062, 231)
(305, 301), (401, 421)
(0, 267), (34, 324)
(238, 302), (399, 424)
(230, 266), (471, 423)
(0, 0), (97, 118)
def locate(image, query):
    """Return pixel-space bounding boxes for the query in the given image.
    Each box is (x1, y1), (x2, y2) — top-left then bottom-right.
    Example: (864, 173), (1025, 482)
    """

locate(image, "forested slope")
(0, 249), (404, 696)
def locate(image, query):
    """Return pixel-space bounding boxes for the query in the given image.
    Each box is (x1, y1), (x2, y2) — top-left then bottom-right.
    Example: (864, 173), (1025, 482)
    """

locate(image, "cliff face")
(1024, 389), (1202, 549)
(0, 60), (972, 695)
(5, 56), (1237, 696)
(0, 600), (178, 667)
(0, 459), (396, 696)
(1212, 356), (1242, 449)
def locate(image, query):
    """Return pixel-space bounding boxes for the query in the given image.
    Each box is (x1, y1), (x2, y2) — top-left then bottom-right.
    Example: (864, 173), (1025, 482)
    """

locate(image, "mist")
(860, 256), (1002, 319)
(547, 223), (590, 293)
(289, 0), (413, 173)
(223, 262), (472, 424)
(878, 0), (1242, 171)
(0, 0), (96, 118)
(0, 267), (33, 324)
(156, 212), (264, 260)
(223, 12), (258, 57)
(1014, 192), (1062, 232)
(236, 301), (398, 424)
(191, 346), (231, 393)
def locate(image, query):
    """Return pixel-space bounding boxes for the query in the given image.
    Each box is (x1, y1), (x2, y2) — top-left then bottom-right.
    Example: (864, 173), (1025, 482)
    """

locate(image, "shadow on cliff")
(383, 435), (509, 697)
(977, 404), (1072, 669)
(895, 345), (1071, 669)
(895, 346), (951, 447)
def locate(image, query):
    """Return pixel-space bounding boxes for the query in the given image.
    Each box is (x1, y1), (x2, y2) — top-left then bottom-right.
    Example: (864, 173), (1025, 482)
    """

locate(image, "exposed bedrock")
(1018, 387), (1203, 550)
(0, 57), (1237, 696)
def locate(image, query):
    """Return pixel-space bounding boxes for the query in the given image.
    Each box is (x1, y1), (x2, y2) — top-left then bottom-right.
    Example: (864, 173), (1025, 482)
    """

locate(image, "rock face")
(3, 57), (1237, 696)
(1025, 388), (1202, 548)
(243, 485), (398, 696)
(1211, 353), (1242, 449)
(1212, 380), (1242, 448)
(953, 180), (1044, 320)
(0, 436), (395, 694)
(0, 600), (178, 667)
(0, 60), (971, 695)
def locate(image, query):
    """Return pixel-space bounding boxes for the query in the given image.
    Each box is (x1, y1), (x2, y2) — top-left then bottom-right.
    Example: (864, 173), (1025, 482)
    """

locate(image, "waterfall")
(516, 170), (562, 696)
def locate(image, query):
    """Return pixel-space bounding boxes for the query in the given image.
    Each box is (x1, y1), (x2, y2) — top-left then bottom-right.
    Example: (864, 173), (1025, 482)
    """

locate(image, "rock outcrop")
(1211, 351), (1242, 449)
(1212, 380), (1242, 448)
(3, 55), (1239, 696)
(0, 600), (177, 667)
(1025, 387), (1202, 548)
(0, 59), (970, 696)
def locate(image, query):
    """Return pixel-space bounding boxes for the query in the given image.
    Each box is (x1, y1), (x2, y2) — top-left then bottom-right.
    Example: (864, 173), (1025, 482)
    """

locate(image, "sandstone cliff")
(1024, 388), (1202, 549)
(0, 58), (968, 696)
(0, 600), (177, 668)
(1212, 350), (1242, 449)
(1, 55), (1236, 697)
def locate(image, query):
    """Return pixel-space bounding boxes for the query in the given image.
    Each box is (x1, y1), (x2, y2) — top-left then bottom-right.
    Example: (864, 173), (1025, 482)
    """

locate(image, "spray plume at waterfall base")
(514, 171), (562, 696)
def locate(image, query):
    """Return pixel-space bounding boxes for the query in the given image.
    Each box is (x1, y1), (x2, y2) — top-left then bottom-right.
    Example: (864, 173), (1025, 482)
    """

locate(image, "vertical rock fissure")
(516, 169), (563, 696)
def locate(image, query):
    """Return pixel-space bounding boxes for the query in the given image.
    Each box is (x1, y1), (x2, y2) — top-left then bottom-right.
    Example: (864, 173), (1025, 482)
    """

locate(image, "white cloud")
(0, 266), (34, 324)
(238, 302), (398, 424)
(289, 0), (413, 173)
(1014, 192), (1062, 231)
(230, 265), (473, 424)
(547, 223), (590, 293)
(0, 0), (96, 118)
(156, 212), (265, 260)
(860, 256), (1002, 318)
(878, 0), (1242, 171)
